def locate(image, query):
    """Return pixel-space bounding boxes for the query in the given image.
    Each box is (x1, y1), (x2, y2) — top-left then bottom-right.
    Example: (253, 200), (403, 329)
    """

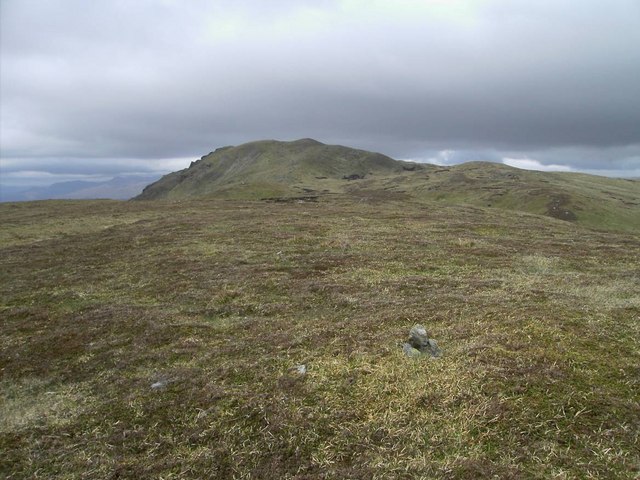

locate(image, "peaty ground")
(1, 197), (639, 479)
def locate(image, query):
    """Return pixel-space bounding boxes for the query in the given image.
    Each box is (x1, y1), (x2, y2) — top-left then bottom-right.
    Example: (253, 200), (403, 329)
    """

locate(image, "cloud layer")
(1, 0), (639, 184)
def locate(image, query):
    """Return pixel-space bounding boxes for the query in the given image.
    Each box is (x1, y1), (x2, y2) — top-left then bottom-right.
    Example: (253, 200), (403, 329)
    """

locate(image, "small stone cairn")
(403, 324), (442, 358)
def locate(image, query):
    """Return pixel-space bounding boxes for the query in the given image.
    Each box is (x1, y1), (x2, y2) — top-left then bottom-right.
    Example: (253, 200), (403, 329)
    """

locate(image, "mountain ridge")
(2, 175), (162, 202)
(136, 139), (640, 233)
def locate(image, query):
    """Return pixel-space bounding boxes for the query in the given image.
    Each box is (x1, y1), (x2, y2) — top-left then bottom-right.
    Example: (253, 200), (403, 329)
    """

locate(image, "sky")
(1, 0), (640, 188)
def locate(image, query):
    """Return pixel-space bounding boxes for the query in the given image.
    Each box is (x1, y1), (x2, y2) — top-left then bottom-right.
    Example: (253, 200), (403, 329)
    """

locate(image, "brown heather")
(1, 195), (639, 479)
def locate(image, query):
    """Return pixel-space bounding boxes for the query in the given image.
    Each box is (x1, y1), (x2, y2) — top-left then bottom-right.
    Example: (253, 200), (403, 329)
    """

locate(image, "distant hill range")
(2, 175), (161, 202)
(136, 139), (639, 232)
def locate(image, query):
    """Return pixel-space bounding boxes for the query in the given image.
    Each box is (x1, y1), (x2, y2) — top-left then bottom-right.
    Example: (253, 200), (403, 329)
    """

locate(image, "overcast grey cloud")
(1, 0), (640, 189)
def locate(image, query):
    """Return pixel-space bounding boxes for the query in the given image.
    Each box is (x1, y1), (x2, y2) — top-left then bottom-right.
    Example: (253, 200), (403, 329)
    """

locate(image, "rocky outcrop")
(403, 324), (441, 358)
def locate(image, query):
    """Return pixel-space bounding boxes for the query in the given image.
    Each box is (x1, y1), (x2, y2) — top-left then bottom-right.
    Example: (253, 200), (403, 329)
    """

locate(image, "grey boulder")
(404, 324), (442, 358)
(402, 343), (422, 357)
(409, 324), (430, 348)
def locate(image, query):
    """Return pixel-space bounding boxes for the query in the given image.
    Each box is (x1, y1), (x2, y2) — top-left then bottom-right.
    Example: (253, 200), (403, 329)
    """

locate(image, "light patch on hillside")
(0, 379), (89, 432)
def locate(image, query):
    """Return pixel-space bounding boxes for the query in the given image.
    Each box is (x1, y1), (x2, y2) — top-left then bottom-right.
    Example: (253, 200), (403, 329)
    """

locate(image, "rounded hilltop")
(135, 138), (417, 201)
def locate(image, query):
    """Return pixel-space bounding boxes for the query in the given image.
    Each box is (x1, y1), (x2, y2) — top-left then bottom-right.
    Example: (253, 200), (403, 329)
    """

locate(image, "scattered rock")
(546, 195), (577, 221)
(404, 324), (442, 358)
(402, 343), (422, 357)
(409, 324), (430, 348)
(262, 195), (318, 203)
(343, 174), (364, 180)
(426, 338), (441, 357)
(279, 364), (308, 390)
(151, 380), (167, 390)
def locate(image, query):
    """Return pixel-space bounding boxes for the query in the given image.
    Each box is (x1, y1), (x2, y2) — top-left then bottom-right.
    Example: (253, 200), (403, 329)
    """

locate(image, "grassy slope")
(392, 162), (640, 233)
(136, 140), (640, 234)
(1, 197), (639, 479)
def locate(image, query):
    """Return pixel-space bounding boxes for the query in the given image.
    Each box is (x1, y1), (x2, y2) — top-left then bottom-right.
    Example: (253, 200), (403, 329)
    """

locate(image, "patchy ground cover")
(1, 197), (638, 479)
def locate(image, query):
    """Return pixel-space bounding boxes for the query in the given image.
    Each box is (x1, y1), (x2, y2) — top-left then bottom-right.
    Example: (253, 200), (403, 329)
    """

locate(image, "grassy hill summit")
(136, 138), (640, 233)
(136, 138), (421, 201)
